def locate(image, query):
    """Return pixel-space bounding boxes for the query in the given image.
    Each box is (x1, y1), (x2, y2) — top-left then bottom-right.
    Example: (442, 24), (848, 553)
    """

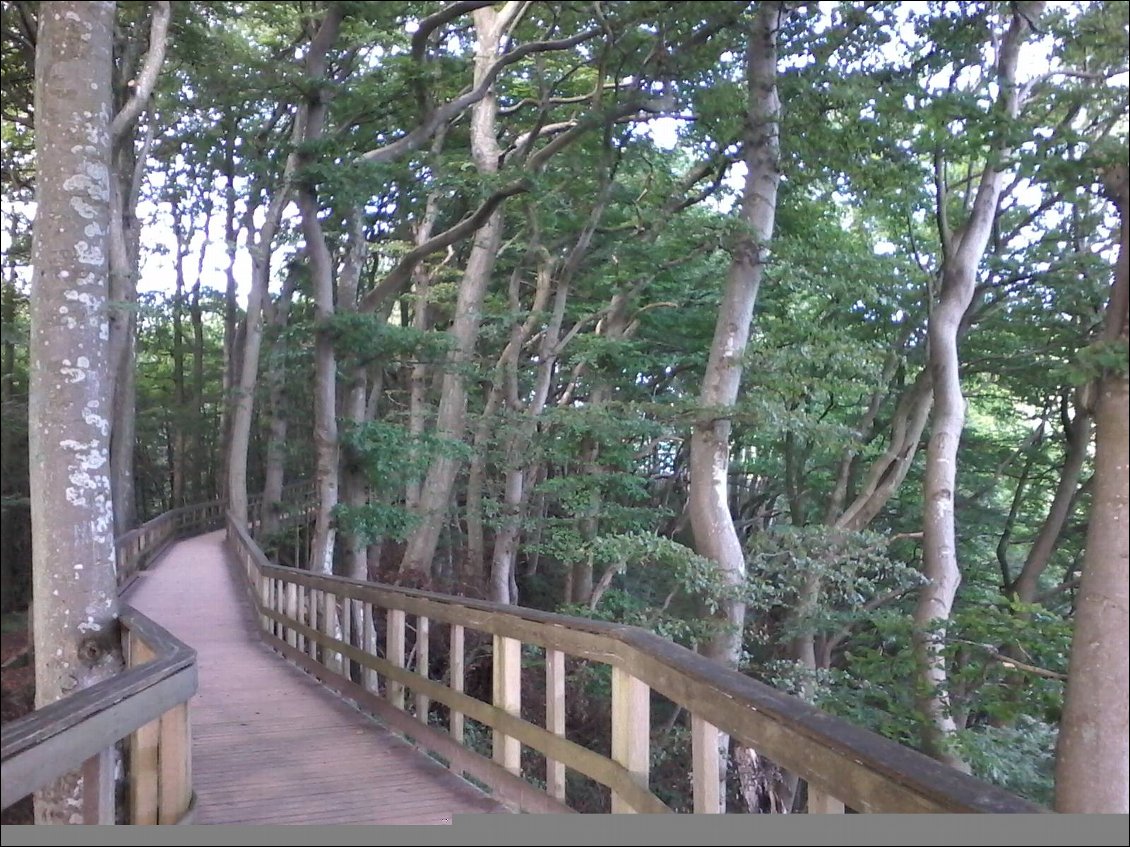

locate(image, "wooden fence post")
(492, 635), (522, 775)
(611, 666), (649, 813)
(388, 609), (406, 710)
(692, 714), (721, 814)
(546, 649), (566, 802)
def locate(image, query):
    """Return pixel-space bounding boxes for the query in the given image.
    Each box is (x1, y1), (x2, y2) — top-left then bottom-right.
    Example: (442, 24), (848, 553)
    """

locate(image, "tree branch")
(356, 180), (531, 314)
(359, 27), (603, 165)
(110, 1), (171, 141)
(952, 639), (1067, 681)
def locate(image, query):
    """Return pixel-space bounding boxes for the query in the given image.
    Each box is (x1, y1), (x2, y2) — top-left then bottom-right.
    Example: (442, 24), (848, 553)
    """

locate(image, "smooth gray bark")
(914, 3), (1041, 769)
(399, 5), (518, 577)
(1054, 163), (1129, 813)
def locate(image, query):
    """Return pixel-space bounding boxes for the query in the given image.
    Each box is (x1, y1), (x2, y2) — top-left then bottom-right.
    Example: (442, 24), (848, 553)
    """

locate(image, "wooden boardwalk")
(124, 530), (507, 825)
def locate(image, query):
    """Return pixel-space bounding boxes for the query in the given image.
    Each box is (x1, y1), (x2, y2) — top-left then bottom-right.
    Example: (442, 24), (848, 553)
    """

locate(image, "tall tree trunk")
(336, 213), (373, 583)
(105, 0), (169, 532)
(259, 268), (300, 537)
(465, 383), (503, 586)
(1011, 393), (1091, 602)
(690, 2), (783, 667)
(572, 287), (631, 604)
(405, 134), (446, 513)
(686, 4), (784, 813)
(190, 275), (207, 498)
(170, 199), (188, 507)
(295, 5), (344, 575)
(29, 3), (123, 823)
(227, 111), (306, 524)
(913, 3), (1040, 769)
(489, 249), (572, 603)
(219, 122), (239, 500)
(400, 5), (516, 577)
(1055, 163), (1129, 814)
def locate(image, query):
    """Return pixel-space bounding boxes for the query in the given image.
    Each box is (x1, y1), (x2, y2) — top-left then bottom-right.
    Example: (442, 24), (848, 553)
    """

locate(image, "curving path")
(124, 530), (506, 825)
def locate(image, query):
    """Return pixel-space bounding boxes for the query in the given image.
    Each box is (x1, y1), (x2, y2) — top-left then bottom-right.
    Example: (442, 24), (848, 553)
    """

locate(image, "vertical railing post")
(546, 649), (566, 803)
(322, 590), (340, 673)
(388, 609), (406, 709)
(259, 573), (271, 632)
(492, 635), (521, 775)
(296, 585), (307, 653)
(157, 703), (192, 823)
(341, 596), (353, 680)
(611, 666), (649, 813)
(808, 785), (846, 814)
(127, 633), (159, 825)
(692, 714), (722, 814)
(284, 580), (298, 648)
(363, 602), (378, 691)
(81, 748), (115, 824)
(308, 588), (320, 660)
(450, 623), (464, 771)
(415, 616), (430, 724)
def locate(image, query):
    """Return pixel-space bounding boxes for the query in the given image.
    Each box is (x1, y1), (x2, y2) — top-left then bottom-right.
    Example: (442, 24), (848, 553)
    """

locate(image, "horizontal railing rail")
(226, 511), (1048, 816)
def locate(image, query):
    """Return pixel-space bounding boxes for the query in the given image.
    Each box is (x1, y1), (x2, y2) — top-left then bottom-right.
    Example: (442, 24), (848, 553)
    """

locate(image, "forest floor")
(1, 609), (34, 824)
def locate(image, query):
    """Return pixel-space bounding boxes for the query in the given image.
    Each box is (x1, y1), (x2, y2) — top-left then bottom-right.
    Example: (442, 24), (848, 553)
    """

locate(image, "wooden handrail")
(225, 512), (1048, 816)
(0, 496), (232, 822)
(0, 612), (196, 817)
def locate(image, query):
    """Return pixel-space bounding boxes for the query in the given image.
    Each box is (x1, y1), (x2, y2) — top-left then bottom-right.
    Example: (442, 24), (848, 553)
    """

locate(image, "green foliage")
(1071, 338), (1130, 382)
(745, 525), (925, 646)
(328, 314), (451, 368)
(341, 419), (470, 491)
(560, 532), (744, 648)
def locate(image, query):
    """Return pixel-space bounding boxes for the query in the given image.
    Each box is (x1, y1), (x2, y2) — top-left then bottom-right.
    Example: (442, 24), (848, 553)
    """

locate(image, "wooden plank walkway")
(124, 530), (507, 825)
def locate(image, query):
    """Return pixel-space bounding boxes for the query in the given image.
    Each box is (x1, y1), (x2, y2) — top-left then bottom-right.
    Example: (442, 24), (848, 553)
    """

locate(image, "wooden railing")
(226, 513), (1048, 816)
(0, 497), (228, 822)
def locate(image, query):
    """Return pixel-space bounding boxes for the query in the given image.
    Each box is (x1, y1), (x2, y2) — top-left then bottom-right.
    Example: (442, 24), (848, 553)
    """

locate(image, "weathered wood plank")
(692, 714), (721, 814)
(808, 785), (845, 814)
(450, 623), (465, 770)
(81, 748), (115, 825)
(546, 648), (566, 803)
(388, 608), (406, 710)
(270, 636), (570, 815)
(492, 635), (522, 775)
(416, 615), (430, 724)
(363, 602), (378, 692)
(611, 667), (649, 813)
(157, 702), (191, 824)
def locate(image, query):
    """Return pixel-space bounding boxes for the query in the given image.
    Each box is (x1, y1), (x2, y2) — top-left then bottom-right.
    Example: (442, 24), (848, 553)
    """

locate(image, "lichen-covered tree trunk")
(399, 5), (514, 578)
(1055, 163), (1129, 813)
(29, 1), (123, 823)
(914, 3), (1041, 769)
(686, 4), (784, 813)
